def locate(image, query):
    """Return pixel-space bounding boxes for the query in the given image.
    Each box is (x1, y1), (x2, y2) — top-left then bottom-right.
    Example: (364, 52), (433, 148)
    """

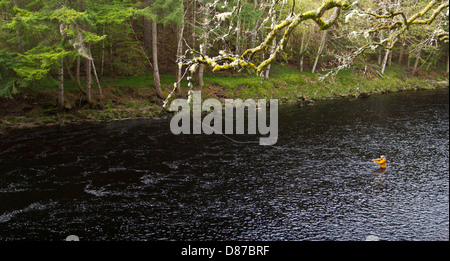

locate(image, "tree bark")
(387, 48), (392, 66)
(176, 21), (185, 93)
(66, 60), (86, 95)
(250, 1), (259, 52)
(447, 53), (449, 74)
(299, 28), (310, 72)
(236, 18), (241, 55)
(412, 48), (422, 76)
(381, 48), (390, 75)
(398, 44), (404, 66)
(381, 29), (393, 75)
(299, 33), (305, 72)
(76, 56), (81, 86)
(91, 59), (102, 97)
(101, 24), (105, 76)
(377, 49), (383, 66)
(16, 29), (22, 51)
(198, 43), (206, 87)
(109, 42), (114, 76)
(312, 31), (326, 74)
(377, 31), (384, 66)
(265, 39), (276, 78)
(192, 0), (196, 50)
(143, 16), (152, 57)
(152, 20), (164, 99)
(407, 52), (411, 68)
(86, 43), (92, 104)
(58, 60), (64, 109)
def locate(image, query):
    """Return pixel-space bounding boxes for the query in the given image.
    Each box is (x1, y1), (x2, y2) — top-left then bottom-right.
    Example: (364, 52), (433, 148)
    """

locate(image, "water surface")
(0, 88), (448, 241)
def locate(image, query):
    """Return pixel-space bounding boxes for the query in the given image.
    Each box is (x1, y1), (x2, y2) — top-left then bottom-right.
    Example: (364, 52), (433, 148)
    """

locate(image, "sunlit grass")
(20, 63), (448, 103)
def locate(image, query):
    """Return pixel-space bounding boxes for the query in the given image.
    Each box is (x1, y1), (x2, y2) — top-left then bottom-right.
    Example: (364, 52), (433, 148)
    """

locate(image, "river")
(0, 88), (448, 241)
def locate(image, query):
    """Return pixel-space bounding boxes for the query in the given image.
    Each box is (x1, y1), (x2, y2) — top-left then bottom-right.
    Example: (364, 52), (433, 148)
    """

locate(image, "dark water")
(0, 89), (448, 241)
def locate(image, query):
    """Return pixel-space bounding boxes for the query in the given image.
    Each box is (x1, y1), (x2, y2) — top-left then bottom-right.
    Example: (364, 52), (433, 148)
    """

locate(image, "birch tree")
(164, 0), (449, 107)
(312, 30), (327, 74)
(149, 0), (183, 98)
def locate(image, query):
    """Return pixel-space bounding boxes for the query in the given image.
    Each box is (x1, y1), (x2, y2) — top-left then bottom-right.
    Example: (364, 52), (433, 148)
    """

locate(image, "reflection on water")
(0, 88), (448, 241)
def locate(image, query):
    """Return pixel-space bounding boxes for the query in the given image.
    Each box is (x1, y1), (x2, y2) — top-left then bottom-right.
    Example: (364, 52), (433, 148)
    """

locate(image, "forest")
(0, 0), (449, 129)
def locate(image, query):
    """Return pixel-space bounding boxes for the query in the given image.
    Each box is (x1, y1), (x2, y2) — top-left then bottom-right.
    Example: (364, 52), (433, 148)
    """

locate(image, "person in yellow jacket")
(372, 155), (387, 168)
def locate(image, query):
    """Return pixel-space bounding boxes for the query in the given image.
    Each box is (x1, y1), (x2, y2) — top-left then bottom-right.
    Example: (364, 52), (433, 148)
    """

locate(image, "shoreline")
(1, 81), (448, 136)
(1, 60), (449, 137)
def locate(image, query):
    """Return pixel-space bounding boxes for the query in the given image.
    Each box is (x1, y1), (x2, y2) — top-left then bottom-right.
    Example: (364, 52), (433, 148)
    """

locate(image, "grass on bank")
(0, 63), (448, 132)
(204, 63), (447, 101)
(19, 63), (449, 102)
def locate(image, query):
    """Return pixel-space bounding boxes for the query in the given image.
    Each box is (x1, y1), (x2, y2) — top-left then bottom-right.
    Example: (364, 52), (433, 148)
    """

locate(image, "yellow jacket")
(373, 158), (387, 168)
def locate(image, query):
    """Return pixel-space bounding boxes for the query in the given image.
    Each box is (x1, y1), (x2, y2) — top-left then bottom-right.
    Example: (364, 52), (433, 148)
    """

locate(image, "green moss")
(126, 101), (141, 108)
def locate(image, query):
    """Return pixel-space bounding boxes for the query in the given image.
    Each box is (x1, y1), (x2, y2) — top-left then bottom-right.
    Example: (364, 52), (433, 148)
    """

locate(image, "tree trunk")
(265, 38), (276, 78)
(447, 53), (449, 74)
(198, 1), (210, 88)
(387, 30), (393, 67)
(312, 31), (326, 74)
(66, 60), (85, 95)
(16, 29), (22, 51)
(152, 20), (164, 99)
(265, 64), (271, 79)
(387, 49), (392, 66)
(398, 44), (404, 66)
(86, 42), (92, 104)
(299, 55), (304, 72)
(91, 59), (102, 97)
(299, 32), (305, 72)
(101, 24), (105, 76)
(299, 28), (310, 72)
(76, 56), (81, 86)
(377, 31), (384, 66)
(381, 48), (390, 75)
(250, 2), (259, 52)
(412, 49), (421, 76)
(198, 43), (206, 87)
(192, 0), (196, 50)
(58, 60), (64, 109)
(236, 18), (241, 55)
(381, 29), (393, 75)
(377, 49), (383, 66)
(109, 42), (114, 76)
(176, 21), (185, 93)
(143, 16), (152, 57)
(407, 52), (411, 68)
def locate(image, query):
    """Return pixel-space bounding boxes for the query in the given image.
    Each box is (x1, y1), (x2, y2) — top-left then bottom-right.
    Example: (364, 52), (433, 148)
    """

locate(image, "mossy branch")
(241, 0), (350, 73)
(163, 0), (448, 108)
(408, 2), (448, 25)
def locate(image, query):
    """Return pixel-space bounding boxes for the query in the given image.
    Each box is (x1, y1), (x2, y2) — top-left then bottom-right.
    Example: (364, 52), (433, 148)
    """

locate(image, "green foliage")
(239, 2), (264, 25)
(4, 6), (47, 41)
(0, 49), (15, 72)
(0, 0), (448, 101)
(87, 1), (147, 25)
(0, 0), (10, 9)
(150, 0), (183, 25)
(49, 6), (86, 24)
(83, 31), (107, 43)
(14, 46), (69, 81)
(0, 49), (28, 98)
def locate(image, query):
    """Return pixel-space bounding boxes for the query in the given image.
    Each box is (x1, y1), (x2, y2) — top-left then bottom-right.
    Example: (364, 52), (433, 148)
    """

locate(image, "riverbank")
(0, 64), (448, 135)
